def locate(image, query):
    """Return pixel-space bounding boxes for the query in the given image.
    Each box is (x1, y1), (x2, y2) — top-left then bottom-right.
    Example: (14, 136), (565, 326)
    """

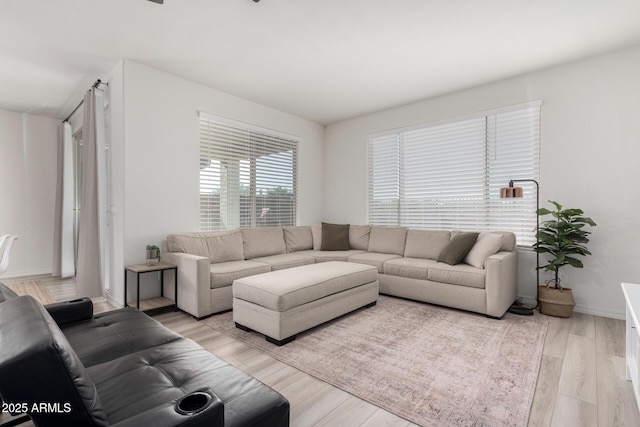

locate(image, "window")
(199, 113), (298, 231)
(368, 101), (540, 246)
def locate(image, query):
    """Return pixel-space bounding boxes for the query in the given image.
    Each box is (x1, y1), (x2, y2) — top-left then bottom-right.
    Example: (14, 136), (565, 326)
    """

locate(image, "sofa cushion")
(367, 226), (408, 256)
(210, 260), (271, 289)
(283, 226), (313, 252)
(86, 339), (223, 424)
(60, 308), (183, 367)
(87, 338), (289, 427)
(167, 231), (244, 263)
(464, 232), (504, 269)
(348, 252), (402, 273)
(206, 230), (245, 263)
(250, 253), (316, 271)
(494, 231), (517, 252)
(349, 225), (371, 251)
(233, 261), (378, 311)
(241, 227), (286, 259)
(428, 262), (486, 289)
(167, 232), (210, 258)
(437, 232), (479, 265)
(321, 222), (351, 251)
(297, 249), (366, 262)
(403, 230), (451, 260)
(383, 257), (437, 280)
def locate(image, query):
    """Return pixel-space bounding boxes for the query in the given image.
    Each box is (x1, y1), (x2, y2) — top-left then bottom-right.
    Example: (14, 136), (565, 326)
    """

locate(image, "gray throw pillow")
(437, 232), (479, 265)
(321, 222), (351, 251)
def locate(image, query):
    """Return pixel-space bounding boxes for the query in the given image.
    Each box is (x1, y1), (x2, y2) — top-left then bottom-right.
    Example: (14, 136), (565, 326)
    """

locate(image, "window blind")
(367, 133), (400, 226)
(368, 102), (540, 246)
(199, 113), (298, 231)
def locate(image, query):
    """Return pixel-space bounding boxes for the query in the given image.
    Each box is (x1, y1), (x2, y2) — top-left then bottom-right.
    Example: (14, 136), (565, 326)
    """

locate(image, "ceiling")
(2, 0), (640, 125)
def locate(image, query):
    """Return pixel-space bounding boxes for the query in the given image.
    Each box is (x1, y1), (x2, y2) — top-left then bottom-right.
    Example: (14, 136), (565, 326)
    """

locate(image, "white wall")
(111, 60), (325, 306)
(324, 45), (640, 319)
(5, 48), (637, 319)
(0, 110), (59, 278)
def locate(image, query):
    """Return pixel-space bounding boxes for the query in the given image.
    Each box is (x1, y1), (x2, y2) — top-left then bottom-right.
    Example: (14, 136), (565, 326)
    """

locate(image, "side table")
(124, 262), (178, 313)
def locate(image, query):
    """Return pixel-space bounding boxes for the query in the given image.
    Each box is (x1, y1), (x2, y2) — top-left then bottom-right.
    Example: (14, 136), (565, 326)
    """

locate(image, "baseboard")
(0, 270), (52, 280)
(518, 294), (624, 320)
(517, 294), (623, 320)
(516, 295), (537, 307)
(105, 293), (124, 309)
(574, 304), (625, 320)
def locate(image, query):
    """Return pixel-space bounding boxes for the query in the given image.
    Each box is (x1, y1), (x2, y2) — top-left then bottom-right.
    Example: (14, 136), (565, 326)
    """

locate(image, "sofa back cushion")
(493, 231), (516, 252)
(283, 226), (313, 252)
(241, 227), (286, 259)
(206, 231), (245, 263)
(349, 225), (371, 251)
(167, 232), (210, 258)
(167, 231), (244, 263)
(367, 226), (408, 255)
(403, 230), (451, 260)
(0, 296), (108, 426)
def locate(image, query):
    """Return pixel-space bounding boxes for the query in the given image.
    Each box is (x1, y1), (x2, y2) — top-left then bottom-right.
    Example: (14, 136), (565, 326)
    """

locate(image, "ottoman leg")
(266, 335), (296, 346)
(235, 322), (253, 332)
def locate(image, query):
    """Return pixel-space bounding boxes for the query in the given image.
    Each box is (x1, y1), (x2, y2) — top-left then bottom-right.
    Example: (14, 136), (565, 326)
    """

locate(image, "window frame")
(366, 100), (541, 247)
(199, 112), (299, 232)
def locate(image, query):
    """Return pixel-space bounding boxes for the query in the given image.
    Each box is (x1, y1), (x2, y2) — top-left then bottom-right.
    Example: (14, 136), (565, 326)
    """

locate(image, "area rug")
(5, 280), (55, 305)
(204, 296), (547, 427)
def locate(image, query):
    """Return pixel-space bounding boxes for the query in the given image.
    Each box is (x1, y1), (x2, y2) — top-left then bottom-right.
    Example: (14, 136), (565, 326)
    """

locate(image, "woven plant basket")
(539, 282), (575, 318)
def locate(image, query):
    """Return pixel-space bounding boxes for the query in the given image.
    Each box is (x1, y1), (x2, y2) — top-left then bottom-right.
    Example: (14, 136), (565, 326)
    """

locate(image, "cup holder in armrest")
(175, 390), (214, 415)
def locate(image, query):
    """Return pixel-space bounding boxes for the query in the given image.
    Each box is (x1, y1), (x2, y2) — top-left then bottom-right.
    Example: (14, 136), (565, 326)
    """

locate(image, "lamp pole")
(506, 179), (540, 309)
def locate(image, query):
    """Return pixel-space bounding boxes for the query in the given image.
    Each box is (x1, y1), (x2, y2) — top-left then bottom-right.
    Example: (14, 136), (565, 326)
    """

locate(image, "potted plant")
(534, 200), (596, 317)
(146, 245), (161, 265)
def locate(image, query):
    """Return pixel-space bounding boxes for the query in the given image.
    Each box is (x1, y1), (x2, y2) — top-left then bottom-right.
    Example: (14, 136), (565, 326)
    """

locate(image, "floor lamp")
(500, 179), (540, 315)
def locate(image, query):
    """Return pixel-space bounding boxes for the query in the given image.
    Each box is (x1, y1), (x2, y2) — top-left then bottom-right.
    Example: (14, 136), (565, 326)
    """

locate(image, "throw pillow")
(311, 224), (322, 250)
(320, 222), (351, 251)
(464, 232), (504, 269)
(437, 232), (479, 265)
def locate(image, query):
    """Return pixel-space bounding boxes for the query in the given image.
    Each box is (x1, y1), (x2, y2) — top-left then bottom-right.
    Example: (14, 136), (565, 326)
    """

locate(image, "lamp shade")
(500, 186), (524, 198)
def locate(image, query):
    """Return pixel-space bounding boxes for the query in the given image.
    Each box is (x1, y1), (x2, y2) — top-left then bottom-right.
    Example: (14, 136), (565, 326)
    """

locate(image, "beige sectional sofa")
(162, 224), (517, 319)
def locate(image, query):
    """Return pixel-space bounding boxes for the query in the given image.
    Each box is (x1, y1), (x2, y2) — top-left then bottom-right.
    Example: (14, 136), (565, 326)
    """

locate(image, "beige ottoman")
(232, 261), (379, 345)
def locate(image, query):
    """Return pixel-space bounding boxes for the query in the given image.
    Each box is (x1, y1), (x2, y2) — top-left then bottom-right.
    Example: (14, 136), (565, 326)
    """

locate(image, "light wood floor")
(3, 275), (640, 427)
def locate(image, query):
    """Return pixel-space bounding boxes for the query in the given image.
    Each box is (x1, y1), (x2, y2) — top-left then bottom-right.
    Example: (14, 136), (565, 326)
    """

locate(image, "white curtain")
(76, 88), (106, 298)
(52, 122), (75, 278)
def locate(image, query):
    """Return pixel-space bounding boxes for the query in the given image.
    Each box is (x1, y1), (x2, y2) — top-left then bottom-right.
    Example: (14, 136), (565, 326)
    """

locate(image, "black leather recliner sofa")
(0, 283), (289, 426)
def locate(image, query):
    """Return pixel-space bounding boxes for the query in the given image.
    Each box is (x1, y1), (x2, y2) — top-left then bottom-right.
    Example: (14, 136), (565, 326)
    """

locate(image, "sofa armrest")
(112, 388), (224, 427)
(163, 252), (211, 318)
(45, 298), (93, 325)
(485, 251), (518, 317)
(0, 296), (108, 426)
(0, 282), (19, 302)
